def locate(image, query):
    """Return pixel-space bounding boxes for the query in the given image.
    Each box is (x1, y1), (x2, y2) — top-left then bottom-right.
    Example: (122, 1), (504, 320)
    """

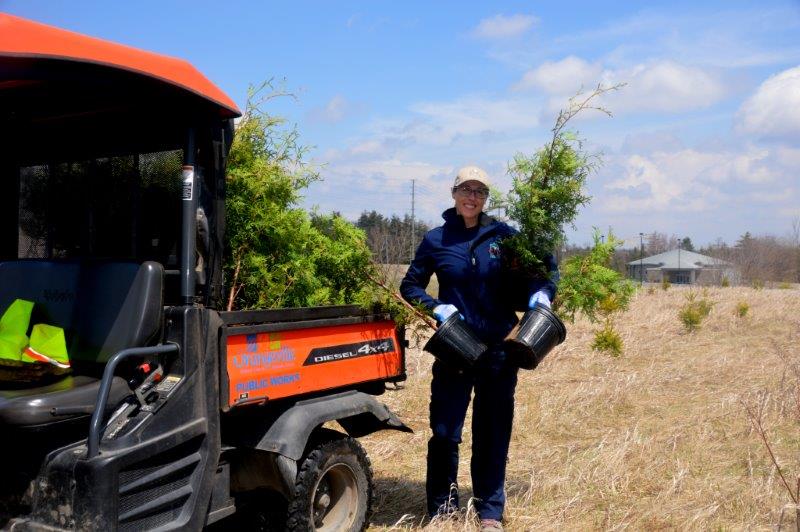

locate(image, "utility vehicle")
(0, 14), (409, 531)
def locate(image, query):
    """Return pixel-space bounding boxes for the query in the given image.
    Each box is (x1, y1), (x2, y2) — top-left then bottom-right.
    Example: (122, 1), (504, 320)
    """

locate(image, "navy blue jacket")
(400, 208), (558, 344)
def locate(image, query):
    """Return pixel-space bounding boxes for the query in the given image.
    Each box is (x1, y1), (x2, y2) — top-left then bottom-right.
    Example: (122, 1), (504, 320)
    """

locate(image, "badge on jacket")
(488, 241), (500, 259)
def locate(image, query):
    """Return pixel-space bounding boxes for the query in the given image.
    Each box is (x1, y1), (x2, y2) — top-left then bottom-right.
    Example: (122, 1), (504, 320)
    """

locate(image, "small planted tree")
(495, 84), (635, 354)
(678, 290), (714, 333)
(556, 231), (635, 355)
(497, 84), (622, 279)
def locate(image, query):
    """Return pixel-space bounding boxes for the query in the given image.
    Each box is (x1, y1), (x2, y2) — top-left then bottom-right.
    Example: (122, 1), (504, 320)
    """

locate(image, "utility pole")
(410, 179), (415, 263)
(639, 232), (644, 286)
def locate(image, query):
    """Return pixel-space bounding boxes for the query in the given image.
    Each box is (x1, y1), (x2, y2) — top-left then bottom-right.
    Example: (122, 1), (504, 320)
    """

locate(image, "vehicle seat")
(0, 260), (164, 428)
(0, 375), (130, 428)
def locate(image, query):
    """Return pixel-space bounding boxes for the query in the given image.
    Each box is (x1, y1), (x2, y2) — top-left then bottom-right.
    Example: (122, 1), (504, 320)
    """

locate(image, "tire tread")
(286, 431), (373, 532)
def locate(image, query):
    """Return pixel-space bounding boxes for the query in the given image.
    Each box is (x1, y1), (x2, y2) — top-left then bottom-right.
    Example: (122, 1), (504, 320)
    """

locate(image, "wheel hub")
(311, 463), (358, 531)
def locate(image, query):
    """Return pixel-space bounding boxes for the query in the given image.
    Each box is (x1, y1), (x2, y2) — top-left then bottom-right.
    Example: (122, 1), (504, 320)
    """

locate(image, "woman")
(400, 166), (557, 531)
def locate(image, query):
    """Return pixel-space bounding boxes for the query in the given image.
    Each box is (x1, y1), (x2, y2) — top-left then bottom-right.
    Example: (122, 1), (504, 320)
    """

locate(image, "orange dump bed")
(220, 307), (405, 409)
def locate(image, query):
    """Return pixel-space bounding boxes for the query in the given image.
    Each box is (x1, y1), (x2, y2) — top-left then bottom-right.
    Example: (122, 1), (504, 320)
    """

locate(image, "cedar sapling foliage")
(497, 84), (637, 355)
(224, 82), (430, 329)
(224, 82), (377, 311)
(557, 231), (635, 356)
(498, 84), (622, 279)
(555, 231), (635, 324)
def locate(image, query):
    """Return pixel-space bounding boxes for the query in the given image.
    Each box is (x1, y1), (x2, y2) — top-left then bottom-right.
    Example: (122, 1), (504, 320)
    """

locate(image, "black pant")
(426, 349), (519, 521)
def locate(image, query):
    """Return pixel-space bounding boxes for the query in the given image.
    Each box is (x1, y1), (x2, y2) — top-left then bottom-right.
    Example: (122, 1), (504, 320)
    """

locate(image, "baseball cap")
(453, 166), (491, 190)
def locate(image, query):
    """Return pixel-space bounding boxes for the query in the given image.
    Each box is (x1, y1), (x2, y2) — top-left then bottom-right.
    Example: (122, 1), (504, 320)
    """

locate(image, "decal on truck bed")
(224, 321), (404, 408)
(303, 338), (395, 366)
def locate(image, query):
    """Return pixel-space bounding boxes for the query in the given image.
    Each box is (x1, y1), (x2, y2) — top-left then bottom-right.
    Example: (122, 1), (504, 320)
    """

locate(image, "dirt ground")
(362, 285), (800, 531)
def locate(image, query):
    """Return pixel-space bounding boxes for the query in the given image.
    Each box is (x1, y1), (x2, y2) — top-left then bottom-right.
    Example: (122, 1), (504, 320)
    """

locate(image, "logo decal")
(488, 241), (501, 259)
(303, 338), (396, 366)
(235, 372), (301, 394)
(231, 347), (296, 369)
(246, 334), (258, 352)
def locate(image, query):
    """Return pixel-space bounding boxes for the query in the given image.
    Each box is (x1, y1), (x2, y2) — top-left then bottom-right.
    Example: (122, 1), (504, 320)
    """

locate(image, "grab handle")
(87, 343), (179, 458)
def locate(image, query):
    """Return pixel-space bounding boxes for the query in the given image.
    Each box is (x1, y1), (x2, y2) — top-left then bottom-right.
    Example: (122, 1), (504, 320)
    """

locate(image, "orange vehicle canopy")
(0, 13), (240, 118)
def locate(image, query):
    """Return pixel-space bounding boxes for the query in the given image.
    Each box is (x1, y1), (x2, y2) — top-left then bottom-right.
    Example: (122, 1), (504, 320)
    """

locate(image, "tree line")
(355, 211), (430, 264)
(352, 214), (800, 285)
(565, 227), (800, 285)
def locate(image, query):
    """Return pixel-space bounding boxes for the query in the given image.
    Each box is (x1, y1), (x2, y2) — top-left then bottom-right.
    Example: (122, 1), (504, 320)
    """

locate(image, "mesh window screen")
(17, 150), (183, 264)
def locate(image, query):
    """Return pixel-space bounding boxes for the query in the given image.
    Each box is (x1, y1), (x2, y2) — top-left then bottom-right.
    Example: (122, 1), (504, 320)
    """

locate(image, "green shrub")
(661, 278), (671, 291)
(592, 323), (623, 357)
(647, 286), (656, 295)
(720, 276), (730, 287)
(224, 83), (376, 311)
(696, 299), (713, 318)
(778, 282), (792, 290)
(752, 279), (765, 290)
(555, 232), (635, 324)
(679, 305), (702, 332)
(679, 291), (715, 332)
(736, 301), (749, 318)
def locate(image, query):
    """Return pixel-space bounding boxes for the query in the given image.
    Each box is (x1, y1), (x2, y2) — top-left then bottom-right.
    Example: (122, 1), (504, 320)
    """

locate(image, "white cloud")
(350, 139), (386, 156)
(327, 159), (449, 185)
(307, 94), (357, 124)
(604, 151), (717, 213)
(371, 95), (543, 146)
(606, 61), (725, 112)
(512, 56), (601, 93)
(601, 145), (790, 214)
(554, 8), (800, 69)
(514, 58), (726, 114)
(736, 65), (800, 140)
(726, 151), (775, 184)
(752, 187), (795, 203)
(620, 130), (684, 154)
(776, 146), (800, 167)
(346, 14), (359, 28)
(306, 158), (454, 221)
(472, 14), (538, 39)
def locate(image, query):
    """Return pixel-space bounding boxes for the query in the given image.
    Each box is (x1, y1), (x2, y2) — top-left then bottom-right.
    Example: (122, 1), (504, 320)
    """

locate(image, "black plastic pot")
(503, 305), (566, 370)
(423, 313), (488, 368)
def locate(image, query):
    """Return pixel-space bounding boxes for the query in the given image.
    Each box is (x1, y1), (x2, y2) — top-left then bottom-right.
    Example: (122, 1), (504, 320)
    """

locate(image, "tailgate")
(219, 306), (405, 410)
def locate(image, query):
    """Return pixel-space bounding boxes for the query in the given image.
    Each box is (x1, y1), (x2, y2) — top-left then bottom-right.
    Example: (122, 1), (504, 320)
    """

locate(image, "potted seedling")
(495, 84), (624, 368)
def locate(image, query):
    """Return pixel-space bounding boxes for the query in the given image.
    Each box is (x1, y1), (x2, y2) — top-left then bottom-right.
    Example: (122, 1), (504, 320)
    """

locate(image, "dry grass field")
(362, 285), (800, 530)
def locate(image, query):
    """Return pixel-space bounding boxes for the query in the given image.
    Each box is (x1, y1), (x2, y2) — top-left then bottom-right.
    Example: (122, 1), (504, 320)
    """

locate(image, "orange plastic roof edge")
(0, 13), (240, 117)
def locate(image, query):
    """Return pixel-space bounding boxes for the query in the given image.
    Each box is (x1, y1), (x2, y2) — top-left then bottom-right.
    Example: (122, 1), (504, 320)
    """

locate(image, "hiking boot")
(480, 518), (504, 532)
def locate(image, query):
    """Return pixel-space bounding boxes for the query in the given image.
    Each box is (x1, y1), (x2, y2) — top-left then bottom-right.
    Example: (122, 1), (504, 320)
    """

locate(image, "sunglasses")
(453, 185), (489, 199)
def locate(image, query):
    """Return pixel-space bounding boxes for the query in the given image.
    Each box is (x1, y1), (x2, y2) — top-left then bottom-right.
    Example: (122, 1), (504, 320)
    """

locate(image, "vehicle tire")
(286, 430), (373, 532)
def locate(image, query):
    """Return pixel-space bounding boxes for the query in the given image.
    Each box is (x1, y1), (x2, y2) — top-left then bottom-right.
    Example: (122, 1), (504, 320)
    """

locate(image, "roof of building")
(0, 13), (240, 118)
(627, 249), (732, 269)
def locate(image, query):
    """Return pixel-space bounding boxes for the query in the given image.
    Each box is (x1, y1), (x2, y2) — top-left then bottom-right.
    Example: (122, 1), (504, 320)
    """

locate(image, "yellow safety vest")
(0, 299), (70, 368)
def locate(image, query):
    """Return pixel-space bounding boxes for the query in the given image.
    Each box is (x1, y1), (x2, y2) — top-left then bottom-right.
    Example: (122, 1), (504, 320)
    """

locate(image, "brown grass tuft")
(363, 286), (800, 530)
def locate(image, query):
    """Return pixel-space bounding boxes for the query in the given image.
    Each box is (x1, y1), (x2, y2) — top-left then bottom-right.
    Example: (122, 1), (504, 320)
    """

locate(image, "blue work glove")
(432, 304), (460, 324)
(528, 291), (551, 310)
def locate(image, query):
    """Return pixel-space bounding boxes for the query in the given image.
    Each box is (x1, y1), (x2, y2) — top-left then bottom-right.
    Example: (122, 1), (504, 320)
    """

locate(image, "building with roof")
(627, 249), (735, 285)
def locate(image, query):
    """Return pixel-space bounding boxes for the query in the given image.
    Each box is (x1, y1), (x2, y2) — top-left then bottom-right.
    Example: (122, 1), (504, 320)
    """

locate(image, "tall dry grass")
(362, 285), (800, 530)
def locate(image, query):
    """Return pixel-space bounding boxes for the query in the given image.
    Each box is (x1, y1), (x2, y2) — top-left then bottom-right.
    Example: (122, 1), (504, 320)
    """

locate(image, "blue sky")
(4, 1), (800, 247)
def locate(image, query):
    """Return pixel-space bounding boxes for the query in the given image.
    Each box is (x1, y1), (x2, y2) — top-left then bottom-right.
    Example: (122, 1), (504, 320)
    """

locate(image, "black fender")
(228, 390), (411, 499)
(255, 390), (411, 461)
